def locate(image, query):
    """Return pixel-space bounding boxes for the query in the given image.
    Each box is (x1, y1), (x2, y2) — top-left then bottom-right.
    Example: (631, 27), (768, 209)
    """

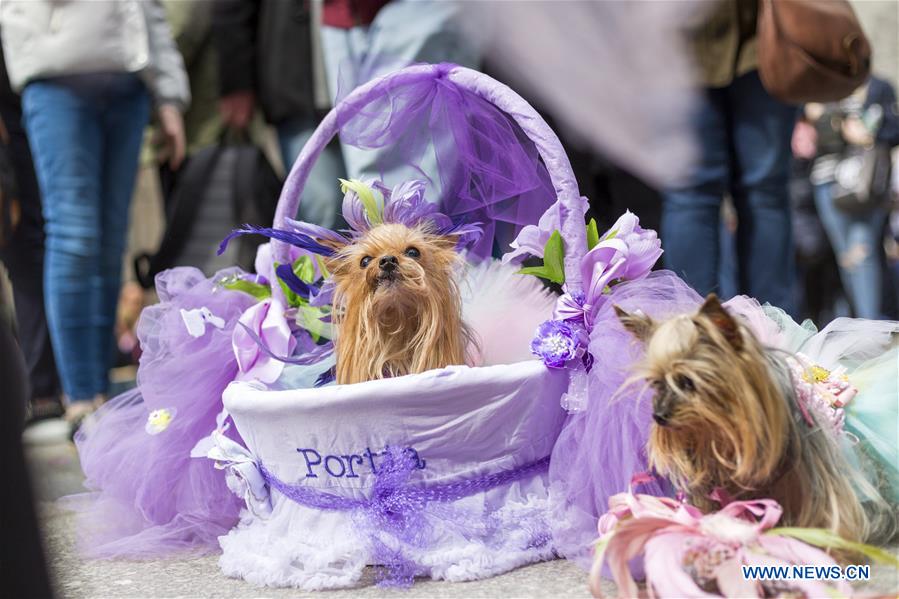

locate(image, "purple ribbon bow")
(260, 449), (550, 587)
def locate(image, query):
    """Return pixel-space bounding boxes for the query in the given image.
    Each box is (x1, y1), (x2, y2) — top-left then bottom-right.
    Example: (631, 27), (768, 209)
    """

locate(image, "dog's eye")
(404, 247), (420, 259)
(674, 375), (695, 392)
(360, 256), (373, 268)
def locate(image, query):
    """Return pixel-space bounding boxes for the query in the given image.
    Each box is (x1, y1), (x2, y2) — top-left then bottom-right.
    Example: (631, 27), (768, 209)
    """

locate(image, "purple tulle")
(72, 267), (257, 557)
(335, 63), (556, 259)
(549, 270), (703, 566)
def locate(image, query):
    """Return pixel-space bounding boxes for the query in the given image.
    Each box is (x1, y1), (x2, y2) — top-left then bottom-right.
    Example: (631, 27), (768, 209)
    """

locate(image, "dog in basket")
(615, 294), (897, 543)
(324, 219), (475, 385)
(226, 178), (554, 386)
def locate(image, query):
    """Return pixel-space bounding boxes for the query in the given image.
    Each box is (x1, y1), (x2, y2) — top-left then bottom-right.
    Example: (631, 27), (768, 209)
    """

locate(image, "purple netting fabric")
(334, 63), (556, 259)
(69, 267), (257, 557)
(549, 271), (703, 566)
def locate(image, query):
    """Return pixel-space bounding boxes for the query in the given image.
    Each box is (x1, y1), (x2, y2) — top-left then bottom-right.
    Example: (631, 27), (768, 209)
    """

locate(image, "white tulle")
(218, 477), (555, 590)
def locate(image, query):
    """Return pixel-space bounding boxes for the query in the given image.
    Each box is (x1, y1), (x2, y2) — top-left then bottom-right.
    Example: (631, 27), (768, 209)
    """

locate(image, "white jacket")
(0, 0), (190, 110)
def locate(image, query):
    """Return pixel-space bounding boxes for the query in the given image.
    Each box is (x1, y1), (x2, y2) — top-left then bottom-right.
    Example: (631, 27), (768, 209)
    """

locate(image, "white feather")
(458, 259), (557, 367)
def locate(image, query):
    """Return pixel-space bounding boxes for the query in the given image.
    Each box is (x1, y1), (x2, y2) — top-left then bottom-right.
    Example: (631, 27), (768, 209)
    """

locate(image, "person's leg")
(97, 74), (150, 397)
(276, 115), (346, 229)
(21, 80), (103, 403)
(729, 71), (797, 314)
(812, 182), (859, 312)
(661, 87), (730, 296)
(0, 97), (60, 406)
(840, 209), (888, 319)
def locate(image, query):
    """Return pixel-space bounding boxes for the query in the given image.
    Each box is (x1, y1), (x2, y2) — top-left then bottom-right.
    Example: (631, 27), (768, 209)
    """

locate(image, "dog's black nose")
(379, 255), (398, 271)
(652, 413), (669, 426)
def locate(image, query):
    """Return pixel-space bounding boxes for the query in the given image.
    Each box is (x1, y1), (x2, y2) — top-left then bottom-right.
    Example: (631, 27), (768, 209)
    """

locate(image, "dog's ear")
(698, 294), (742, 350)
(614, 305), (655, 342)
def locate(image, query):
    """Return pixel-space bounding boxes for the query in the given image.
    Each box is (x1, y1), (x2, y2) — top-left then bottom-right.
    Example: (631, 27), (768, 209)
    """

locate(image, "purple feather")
(283, 217), (349, 246)
(218, 224), (336, 257)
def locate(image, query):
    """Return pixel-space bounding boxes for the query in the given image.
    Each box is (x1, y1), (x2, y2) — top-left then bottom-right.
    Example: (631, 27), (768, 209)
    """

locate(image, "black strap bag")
(831, 143), (892, 215)
(134, 136), (282, 288)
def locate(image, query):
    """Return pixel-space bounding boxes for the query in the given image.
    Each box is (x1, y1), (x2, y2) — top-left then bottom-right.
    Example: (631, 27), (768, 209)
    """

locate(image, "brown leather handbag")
(757, 0), (871, 105)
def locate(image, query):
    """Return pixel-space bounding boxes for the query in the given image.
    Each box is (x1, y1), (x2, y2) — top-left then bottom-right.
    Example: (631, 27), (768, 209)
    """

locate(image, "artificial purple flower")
(609, 210), (663, 280)
(502, 201), (559, 264)
(579, 211), (662, 326)
(530, 319), (588, 368)
(232, 298), (296, 384)
(341, 177), (381, 232)
(502, 195), (590, 264)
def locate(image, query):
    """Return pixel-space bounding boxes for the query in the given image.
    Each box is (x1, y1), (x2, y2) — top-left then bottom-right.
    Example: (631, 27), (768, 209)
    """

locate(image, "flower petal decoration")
(232, 298), (297, 383)
(145, 408), (177, 435)
(530, 319), (588, 368)
(588, 485), (894, 598)
(201, 430), (271, 518)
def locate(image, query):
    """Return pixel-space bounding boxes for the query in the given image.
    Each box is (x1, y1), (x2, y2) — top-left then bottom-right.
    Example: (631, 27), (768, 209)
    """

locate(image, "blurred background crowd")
(0, 1), (897, 595)
(0, 0), (897, 452)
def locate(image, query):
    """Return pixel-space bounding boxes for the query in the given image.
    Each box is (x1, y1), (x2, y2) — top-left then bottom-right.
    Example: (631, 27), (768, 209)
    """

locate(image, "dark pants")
(662, 71), (797, 314)
(0, 90), (59, 401)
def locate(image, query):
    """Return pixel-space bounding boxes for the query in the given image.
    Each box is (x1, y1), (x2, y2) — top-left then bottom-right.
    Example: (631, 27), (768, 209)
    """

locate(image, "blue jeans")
(813, 183), (887, 319)
(22, 73), (150, 402)
(662, 71), (797, 315)
(276, 115), (346, 229)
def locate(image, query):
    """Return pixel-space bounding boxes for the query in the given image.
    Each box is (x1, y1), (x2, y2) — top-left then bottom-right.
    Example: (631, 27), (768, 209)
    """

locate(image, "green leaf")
(602, 227), (619, 242)
(516, 265), (560, 283)
(542, 230), (566, 284)
(769, 527), (899, 567)
(339, 178), (382, 225)
(222, 278), (271, 300)
(586, 218), (600, 250)
(314, 255), (330, 278)
(292, 255), (316, 283)
(295, 305), (333, 341)
(514, 229), (566, 284)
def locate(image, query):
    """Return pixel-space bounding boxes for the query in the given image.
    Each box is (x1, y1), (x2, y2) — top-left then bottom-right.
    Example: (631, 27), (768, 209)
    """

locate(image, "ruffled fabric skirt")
(68, 268), (258, 557)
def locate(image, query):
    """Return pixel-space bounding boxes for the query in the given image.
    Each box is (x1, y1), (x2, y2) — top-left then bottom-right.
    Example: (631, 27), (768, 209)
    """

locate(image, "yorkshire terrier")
(615, 294), (894, 543)
(325, 222), (474, 385)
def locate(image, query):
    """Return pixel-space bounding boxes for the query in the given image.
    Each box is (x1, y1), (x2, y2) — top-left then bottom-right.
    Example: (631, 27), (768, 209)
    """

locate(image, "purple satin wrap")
(260, 448), (550, 587)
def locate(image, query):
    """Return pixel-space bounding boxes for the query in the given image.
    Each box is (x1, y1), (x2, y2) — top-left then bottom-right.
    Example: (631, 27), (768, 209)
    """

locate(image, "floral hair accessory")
(788, 353), (857, 434)
(218, 179), (483, 262)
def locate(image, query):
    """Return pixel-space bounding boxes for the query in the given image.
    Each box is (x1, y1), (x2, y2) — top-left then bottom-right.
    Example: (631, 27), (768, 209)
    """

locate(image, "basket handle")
(272, 64), (587, 292)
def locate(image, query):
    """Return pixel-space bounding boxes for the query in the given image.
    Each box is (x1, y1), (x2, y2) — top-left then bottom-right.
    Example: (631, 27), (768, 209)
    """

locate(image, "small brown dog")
(615, 294), (893, 543)
(326, 222), (474, 385)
